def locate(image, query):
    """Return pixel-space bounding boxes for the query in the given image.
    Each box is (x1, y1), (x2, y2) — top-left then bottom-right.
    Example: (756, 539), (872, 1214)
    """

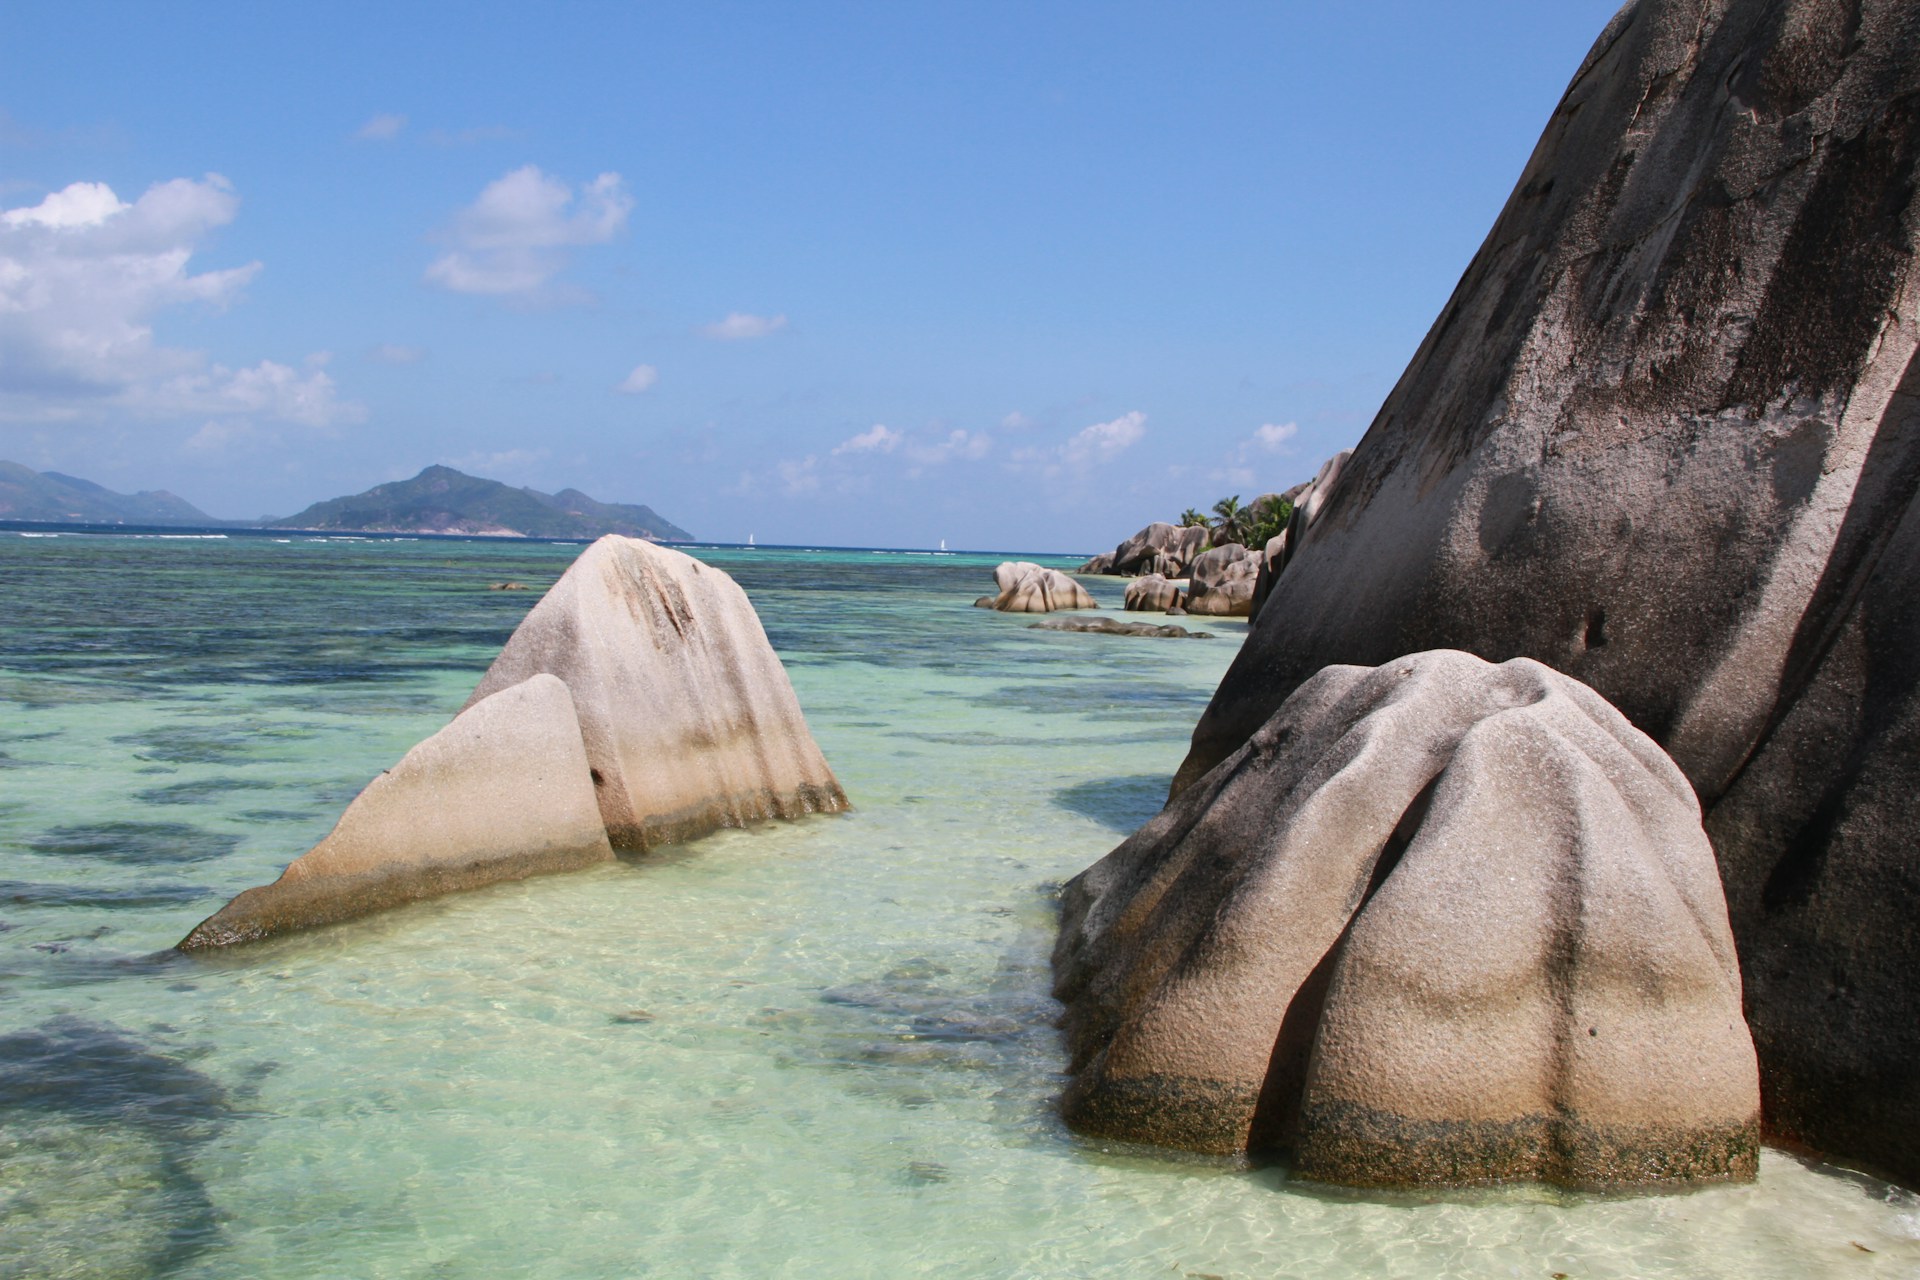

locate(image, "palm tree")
(1210, 495), (1249, 546)
(1178, 507), (1208, 528)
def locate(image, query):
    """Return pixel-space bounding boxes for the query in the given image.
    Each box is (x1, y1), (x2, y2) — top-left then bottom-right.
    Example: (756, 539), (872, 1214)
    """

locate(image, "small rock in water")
(1027, 616), (1210, 639)
(487, 581), (528, 591)
(610, 1009), (655, 1025)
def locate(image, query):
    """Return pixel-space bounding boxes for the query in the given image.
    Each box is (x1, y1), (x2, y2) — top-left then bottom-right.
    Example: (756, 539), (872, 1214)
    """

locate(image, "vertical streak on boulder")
(465, 536), (848, 851)
(1160, 0), (1920, 1179)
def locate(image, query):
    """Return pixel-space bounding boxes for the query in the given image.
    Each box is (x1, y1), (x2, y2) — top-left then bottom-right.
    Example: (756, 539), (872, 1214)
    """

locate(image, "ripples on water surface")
(0, 531), (1914, 1279)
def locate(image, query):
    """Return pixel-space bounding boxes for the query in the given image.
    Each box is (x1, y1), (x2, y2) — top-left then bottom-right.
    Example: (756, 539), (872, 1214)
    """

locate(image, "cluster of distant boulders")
(1076, 464), (1352, 619)
(1053, 0), (1920, 1193)
(179, 537), (848, 949)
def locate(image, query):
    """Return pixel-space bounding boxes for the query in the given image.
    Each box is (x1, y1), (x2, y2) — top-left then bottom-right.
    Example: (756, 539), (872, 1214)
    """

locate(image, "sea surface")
(0, 530), (1914, 1280)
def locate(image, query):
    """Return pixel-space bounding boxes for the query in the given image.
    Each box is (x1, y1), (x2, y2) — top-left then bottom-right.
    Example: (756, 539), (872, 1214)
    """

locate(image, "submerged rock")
(179, 674), (613, 949)
(1028, 617), (1211, 639)
(466, 535), (848, 850)
(1168, 0), (1920, 1182)
(988, 562), (1097, 613)
(1055, 651), (1759, 1190)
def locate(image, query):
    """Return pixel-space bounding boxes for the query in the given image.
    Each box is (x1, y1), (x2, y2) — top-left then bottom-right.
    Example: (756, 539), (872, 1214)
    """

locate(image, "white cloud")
(1000, 410), (1036, 431)
(900, 428), (993, 474)
(1009, 411), (1146, 478)
(1252, 421), (1298, 450)
(0, 176), (361, 429)
(1062, 411), (1146, 465)
(616, 363), (659, 394)
(832, 423), (900, 455)
(184, 420), (254, 452)
(143, 357), (356, 427)
(700, 311), (786, 340)
(1, 181), (128, 229)
(1213, 420), (1301, 485)
(356, 113), (407, 141)
(424, 166), (632, 299)
(367, 342), (425, 365)
(778, 455), (820, 494)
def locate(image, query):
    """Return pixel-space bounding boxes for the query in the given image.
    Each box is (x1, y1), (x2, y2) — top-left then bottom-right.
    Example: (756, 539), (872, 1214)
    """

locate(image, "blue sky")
(1, 1), (1622, 550)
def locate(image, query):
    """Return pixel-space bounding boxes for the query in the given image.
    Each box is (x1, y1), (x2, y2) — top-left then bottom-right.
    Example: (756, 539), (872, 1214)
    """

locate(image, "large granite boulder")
(179, 675), (614, 949)
(1170, 0), (1920, 1181)
(1184, 544), (1258, 616)
(468, 536), (848, 850)
(989, 561), (1098, 612)
(1078, 552), (1118, 575)
(1124, 574), (1183, 612)
(1056, 651), (1760, 1190)
(1097, 522), (1211, 577)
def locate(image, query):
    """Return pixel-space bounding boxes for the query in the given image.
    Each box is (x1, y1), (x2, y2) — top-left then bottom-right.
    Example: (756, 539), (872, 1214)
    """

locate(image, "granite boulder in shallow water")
(179, 674), (613, 949)
(1123, 574), (1184, 613)
(1053, 651), (1760, 1190)
(1184, 544), (1258, 617)
(987, 562), (1097, 613)
(180, 535), (846, 948)
(465, 535), (848, 850)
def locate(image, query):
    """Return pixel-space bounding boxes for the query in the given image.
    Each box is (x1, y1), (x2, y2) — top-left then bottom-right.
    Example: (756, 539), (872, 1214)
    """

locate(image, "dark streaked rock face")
(1166, 0), (1920, 1182)
(1056, 651), (1759, 1190)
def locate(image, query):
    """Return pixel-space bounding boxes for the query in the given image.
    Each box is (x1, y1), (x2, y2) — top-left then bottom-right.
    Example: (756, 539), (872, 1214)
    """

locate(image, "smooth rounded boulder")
(1184, 544), (1257, 616)
(467, 536), (848, 850)
(989, 561), (1097, 612)
(1055, 651), (1759, 1190)
(179, 674), (614, 949)
(1123, 574), (1183, 612)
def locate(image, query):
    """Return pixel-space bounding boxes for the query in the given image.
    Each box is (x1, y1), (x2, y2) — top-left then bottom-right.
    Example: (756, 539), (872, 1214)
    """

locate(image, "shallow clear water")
(1, 531), (1914, 1279)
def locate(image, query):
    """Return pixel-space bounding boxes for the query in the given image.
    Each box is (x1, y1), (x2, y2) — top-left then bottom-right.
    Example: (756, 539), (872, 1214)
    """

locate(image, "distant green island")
(0, 461), (691, 541)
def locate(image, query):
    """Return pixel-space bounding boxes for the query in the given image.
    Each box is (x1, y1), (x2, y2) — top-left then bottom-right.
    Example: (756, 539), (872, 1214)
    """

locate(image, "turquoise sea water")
(1, 530), (1915, 1280)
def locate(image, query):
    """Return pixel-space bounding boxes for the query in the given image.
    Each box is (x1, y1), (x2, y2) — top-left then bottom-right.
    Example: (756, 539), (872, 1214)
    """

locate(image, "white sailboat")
(747, 533), (756, 548)
(938, 539), (947, 552)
